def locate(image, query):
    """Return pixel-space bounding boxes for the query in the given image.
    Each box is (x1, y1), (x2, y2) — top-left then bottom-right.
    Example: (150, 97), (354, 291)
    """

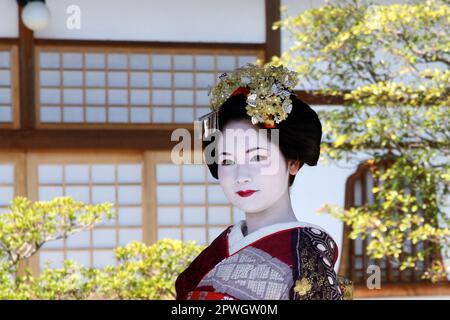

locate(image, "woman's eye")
(220, 159), (235, 166)
(250, 155), (267, 162)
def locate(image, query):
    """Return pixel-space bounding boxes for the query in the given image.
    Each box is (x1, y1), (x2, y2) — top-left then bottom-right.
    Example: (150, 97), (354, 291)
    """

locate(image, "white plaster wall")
(34, 0), (265, 43)
(0, 0), (18, 38)
(291, 156), (354, 271)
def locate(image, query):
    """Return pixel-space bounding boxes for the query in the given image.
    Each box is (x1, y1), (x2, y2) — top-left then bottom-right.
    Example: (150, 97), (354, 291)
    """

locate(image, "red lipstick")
(236, 190), (258, 197)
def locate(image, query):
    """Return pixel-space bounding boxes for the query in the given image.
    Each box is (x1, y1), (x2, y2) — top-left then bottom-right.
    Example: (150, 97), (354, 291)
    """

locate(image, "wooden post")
(17, 2), (35, 277)
(18, 3), (36, 130)
(265, 0), (281, 62)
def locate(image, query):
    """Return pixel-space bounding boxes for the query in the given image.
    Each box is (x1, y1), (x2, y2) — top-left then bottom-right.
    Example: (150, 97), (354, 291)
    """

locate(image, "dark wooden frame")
(18, 5), (35, 130)
(265, 0), (281, 60)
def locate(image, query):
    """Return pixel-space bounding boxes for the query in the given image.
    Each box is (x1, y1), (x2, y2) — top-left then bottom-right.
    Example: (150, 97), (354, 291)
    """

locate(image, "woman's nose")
(236, 165), (251, 184)
(237, 176), (251, 184)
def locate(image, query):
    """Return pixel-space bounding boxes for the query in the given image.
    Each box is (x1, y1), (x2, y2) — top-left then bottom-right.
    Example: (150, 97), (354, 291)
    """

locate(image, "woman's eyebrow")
(246, 147), (267, 154)
(220, 147), (268, 156)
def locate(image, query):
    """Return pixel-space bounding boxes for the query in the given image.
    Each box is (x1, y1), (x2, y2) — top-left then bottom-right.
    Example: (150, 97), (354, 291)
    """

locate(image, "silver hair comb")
(197, 110), (219, 140)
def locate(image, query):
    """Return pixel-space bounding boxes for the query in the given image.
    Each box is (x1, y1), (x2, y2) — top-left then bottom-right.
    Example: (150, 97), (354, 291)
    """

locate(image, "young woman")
(175, 64), (343, 300)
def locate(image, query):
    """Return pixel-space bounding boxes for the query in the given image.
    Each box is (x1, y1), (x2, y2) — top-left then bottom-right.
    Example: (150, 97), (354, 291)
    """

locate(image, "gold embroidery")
(337, 276), (354, 300)
(294, 278), (312, 296)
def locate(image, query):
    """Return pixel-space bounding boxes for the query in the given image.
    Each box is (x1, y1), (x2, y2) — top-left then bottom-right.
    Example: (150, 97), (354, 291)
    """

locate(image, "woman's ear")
(288, 160), (302, 175)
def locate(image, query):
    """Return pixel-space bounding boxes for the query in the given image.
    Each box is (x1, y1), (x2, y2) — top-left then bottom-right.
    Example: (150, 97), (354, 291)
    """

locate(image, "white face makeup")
(217, 120), (291, 214)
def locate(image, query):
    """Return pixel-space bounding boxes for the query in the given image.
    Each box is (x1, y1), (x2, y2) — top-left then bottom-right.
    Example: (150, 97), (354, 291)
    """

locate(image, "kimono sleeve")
(290, 227), (343, 300)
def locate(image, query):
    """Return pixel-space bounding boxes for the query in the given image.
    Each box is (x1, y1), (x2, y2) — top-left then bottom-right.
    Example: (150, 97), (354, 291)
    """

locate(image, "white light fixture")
(19, 0), (51, 31)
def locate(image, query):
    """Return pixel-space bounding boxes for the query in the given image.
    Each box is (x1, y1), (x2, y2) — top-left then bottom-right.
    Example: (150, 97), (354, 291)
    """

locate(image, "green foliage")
(0, 197), (204, 299)
(30, 260), (99, 300)
(274, 0), (449, 281)
(95, 240), (203, 299)
(0, 196), (114, 265)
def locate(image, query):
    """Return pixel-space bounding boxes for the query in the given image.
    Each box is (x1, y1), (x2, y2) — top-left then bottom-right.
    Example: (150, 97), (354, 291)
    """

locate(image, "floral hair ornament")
(196, 63), (299, 140)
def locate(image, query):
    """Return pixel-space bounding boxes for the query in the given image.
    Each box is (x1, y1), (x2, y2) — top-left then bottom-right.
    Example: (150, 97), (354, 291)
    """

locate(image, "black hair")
(202, 93), (322, 187)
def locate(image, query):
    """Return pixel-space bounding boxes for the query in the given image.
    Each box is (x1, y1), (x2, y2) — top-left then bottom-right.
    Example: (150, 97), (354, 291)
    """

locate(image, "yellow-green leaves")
(334, 134), (348, 147)
(0, 197), (114, 265)
(94, 239), (204, 300)
(422, 260), (449, 283)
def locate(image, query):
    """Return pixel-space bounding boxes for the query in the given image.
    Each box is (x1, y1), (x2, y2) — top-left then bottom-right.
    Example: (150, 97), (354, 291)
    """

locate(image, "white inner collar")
(227, 219), (327, 255)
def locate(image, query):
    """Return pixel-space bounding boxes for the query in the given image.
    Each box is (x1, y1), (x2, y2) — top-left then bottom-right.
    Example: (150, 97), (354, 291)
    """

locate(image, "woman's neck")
(243, 190), (298, 236)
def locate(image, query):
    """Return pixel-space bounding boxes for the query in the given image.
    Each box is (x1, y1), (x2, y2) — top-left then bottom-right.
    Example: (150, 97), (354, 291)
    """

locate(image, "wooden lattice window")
(0, 152), (25, 214)
(35, 46), (264, 128)
(26, 152), (147, 273)
(340, 159), (445, 284)
(0, 45), (19, 129)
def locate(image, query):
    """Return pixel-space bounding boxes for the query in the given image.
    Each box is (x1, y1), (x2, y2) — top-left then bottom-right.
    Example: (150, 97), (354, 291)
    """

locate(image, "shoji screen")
(36, 46), (262, 127)
(27, 152), (146, 272)
(0, 152), (25, 214)
(0, 45), (19, 128)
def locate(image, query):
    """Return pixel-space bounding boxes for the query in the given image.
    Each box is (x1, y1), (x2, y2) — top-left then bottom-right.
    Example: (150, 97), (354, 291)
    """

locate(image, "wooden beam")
(0, 128), (197, 150)
(1, 128), (443, 151)
(18, 4), (35, 129)
(34, 38), (266, 52)
(295, 90), (345, 105)
(0, 38), (19, 45)
(265, 0), (281, 62)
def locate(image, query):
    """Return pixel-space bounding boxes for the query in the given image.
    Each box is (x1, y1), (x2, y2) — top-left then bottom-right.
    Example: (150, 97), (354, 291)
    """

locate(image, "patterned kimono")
(175, 221), (343, 300)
